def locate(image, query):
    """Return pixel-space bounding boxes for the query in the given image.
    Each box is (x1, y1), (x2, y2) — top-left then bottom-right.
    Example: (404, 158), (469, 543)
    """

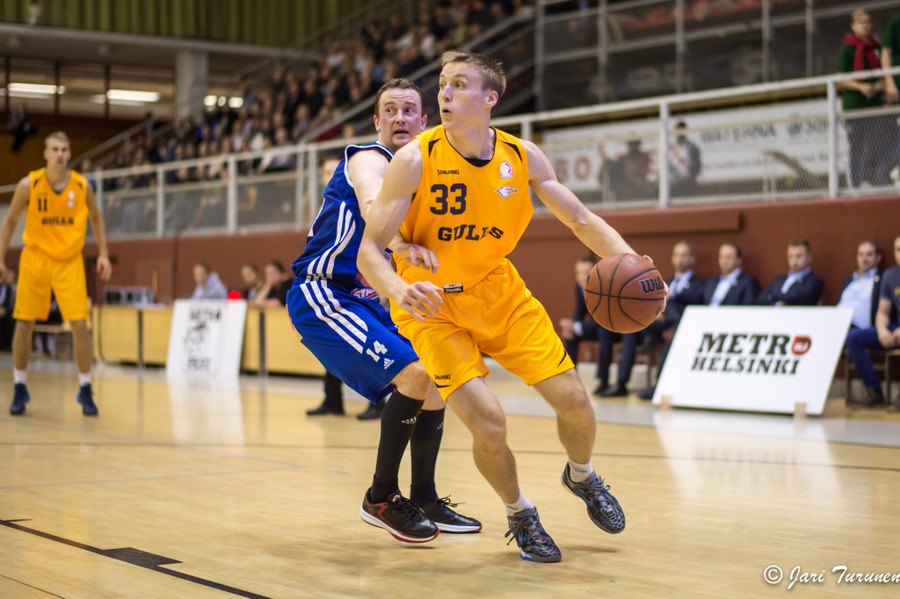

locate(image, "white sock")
(567, 459), (594, 483)
(78, 372), (92, 387)
(13, 369), (27, 385)
(504, 491), (534, 516)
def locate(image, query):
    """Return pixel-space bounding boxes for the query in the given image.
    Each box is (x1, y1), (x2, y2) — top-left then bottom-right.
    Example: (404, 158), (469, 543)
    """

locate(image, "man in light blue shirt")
(837, 241), (882, 330)
(702, 243), (759, 306)
(758, 239), (824, 306)
(190, 262), (228, 300)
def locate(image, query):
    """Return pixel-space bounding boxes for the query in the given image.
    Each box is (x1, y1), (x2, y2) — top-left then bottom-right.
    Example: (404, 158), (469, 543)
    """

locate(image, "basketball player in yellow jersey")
(359, 51), (660, 563)
(0, 131), (112, 416)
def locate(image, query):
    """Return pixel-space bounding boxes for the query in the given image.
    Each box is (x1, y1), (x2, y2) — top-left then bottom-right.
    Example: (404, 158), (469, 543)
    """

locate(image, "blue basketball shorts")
(286, 278), (419, 403)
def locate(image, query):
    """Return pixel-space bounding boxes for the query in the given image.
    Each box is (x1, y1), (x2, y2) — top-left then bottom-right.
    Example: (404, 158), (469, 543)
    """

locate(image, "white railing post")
(826, 80), (839, 198)
(658, 102), (670, 208)
(294, 147), (305, 228)
(156, 167), (165, 236)
(307, 147), (319, 227)
(227, 155), (238, 232)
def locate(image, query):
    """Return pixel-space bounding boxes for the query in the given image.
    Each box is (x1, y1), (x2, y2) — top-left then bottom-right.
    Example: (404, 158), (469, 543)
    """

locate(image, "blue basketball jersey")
(291, 142), (393, 288)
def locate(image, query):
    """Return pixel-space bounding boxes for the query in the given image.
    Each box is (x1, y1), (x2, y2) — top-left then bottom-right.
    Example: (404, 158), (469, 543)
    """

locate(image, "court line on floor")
(0, 519), (271, 599)
(0, 573), (65, 598)
(0, 465), (302, 490)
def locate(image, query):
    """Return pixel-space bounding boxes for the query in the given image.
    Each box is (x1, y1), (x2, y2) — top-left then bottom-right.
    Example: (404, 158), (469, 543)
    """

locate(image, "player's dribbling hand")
(96, 255), (112, 281)
(394, 242), (439, 273)
(397, 281), (443, 321)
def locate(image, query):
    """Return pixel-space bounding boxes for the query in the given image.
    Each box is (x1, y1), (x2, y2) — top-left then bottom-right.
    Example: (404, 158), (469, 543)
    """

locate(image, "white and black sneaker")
(419, 497), (482, 533)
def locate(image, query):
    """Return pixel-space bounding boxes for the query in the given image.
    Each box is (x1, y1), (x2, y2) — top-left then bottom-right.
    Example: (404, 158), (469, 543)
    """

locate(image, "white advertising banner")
(542, 99), (838, 192)
(166, 299), (247, 376)
(653, 306), (853, 415)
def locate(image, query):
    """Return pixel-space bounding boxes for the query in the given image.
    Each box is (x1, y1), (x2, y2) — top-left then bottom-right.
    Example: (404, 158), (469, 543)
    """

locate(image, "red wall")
(12, 194), (896, 324)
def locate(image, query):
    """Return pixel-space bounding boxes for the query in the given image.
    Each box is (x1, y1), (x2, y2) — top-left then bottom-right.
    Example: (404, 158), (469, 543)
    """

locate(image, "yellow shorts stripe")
(392, 259), (573, 400)
(13, 246), (89, 322)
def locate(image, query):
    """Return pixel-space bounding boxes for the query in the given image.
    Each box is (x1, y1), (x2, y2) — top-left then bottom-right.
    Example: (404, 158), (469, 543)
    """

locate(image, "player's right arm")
(0, 176), (32, 278)
(357, 140), (443, 320)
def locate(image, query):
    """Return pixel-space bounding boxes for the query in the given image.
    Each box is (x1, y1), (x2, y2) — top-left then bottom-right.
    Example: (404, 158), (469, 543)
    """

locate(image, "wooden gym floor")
(2, 357), (900, 598)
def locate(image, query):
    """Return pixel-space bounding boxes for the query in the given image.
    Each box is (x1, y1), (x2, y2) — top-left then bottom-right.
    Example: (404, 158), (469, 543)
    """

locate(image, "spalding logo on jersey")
(499, 161), (513, 179)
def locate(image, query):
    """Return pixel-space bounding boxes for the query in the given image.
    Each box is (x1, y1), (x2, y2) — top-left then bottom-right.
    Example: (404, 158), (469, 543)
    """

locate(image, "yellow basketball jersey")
(397, 125), (532, 291)
(23, 168), (90, 261)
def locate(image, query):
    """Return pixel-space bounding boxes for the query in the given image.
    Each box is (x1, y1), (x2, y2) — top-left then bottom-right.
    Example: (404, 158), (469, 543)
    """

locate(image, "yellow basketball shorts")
(391, 259), (574, 400)
(14, 246), (89, 321)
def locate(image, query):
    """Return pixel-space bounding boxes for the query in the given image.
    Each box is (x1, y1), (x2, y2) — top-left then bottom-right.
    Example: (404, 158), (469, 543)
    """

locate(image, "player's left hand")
(394, 242), (439, 273)
(96, 254), (112, 282)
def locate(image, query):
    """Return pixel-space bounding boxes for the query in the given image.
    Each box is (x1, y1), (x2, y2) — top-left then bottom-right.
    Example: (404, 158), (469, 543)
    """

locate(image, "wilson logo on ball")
(638, 277), (665, 294)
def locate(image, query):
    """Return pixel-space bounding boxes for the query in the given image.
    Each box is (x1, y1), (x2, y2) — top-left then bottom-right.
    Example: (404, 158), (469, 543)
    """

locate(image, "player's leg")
(9, 248), (53, 415)
(534, 370), (626, 535)
(287, 280), (437, 542)
(447, 379), (560, 562)
(411, 383), (482, 533)
(9, 319), (34, 415)
(53, 254), (95, 415)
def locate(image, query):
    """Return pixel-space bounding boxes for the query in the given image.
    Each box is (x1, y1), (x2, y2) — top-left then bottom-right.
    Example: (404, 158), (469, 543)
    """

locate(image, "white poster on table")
(653, 306), (853, 415)
(166, 299), (247, 376)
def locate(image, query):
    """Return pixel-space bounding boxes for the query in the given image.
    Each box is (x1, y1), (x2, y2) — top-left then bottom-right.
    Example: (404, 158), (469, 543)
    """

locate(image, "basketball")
(583, 253), (666, 333)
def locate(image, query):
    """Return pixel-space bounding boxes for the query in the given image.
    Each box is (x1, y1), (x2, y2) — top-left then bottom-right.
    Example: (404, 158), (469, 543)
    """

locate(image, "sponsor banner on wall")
(542, 99), (838, 192)
(653, 306), (852, 414)
(166, 299), (247, 376)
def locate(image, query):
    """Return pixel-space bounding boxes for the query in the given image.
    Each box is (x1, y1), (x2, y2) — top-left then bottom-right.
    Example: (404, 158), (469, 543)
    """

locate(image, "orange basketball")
(584, 253), (666, 333)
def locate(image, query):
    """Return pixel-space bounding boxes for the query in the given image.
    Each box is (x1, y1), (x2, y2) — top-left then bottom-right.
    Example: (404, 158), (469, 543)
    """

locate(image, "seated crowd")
(559, 235), (900, 410)
(96, 0), (532, 185)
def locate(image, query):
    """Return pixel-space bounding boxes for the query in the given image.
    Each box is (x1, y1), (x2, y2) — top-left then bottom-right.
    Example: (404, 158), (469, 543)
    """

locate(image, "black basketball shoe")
(360, 490), (439, 543)
(77, 383), (98, 416)
(419, 496), (482, 533)
(504, 507), (561, 563)
(9, 383), (30, 416)
(561, 464), (625, 534)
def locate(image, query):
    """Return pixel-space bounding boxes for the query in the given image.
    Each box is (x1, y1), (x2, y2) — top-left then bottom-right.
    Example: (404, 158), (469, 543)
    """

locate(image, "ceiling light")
(107, 89), (159, 103)
(7, 82), (64, 95)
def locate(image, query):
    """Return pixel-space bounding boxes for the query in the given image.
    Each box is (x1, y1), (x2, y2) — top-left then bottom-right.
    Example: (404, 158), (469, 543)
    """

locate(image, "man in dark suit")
(758, 239), (825, 306)
(0, 268), (15, 350)
(838, 240), (887, 407)
(703, 243), (760, 306)
(558, 256), (608, 394)
(636, 241), (705, 399)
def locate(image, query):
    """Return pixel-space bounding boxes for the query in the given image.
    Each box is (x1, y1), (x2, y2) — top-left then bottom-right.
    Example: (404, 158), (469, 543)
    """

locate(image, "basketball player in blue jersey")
(359, 52), (657, 562)
(286, 79), (481, 543)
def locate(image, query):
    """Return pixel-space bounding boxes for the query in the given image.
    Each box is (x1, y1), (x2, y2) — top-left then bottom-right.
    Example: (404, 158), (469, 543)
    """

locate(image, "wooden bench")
(32, 300), (92, 360)
(842, 348), (900, 402)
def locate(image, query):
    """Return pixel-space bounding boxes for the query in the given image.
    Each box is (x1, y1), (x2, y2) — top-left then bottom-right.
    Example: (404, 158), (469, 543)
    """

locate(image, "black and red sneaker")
(359, 490), (439, 543)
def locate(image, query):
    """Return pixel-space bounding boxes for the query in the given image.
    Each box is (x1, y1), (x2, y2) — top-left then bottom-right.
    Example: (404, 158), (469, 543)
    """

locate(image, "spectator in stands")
(191, 262), (228, 300)
(240, 264), (264, 300)
(8, 102), (36, 154)
(837, 240), (883, 332)
(250, 260), (292, 307)
(881, 11), (900, 181)
(669, 121), (702, 197)
(845, 235), (900, 409)
(639, 241), (705, 400)
(757, 239), (825, 306)
(558, 256), (607, 394)
(703, 242), (760, 306)
(260, 127), (296, 172)
(837, 9), (888, 188)
(599, 138), (655, 201)
(0, 268), (16, 351)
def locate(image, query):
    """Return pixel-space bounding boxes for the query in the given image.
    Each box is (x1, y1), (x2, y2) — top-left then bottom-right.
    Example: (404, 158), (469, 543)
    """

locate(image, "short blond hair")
(45, 131), (70, 147)
(851, 9), (869, 23)
(441, 51), (506, 99)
